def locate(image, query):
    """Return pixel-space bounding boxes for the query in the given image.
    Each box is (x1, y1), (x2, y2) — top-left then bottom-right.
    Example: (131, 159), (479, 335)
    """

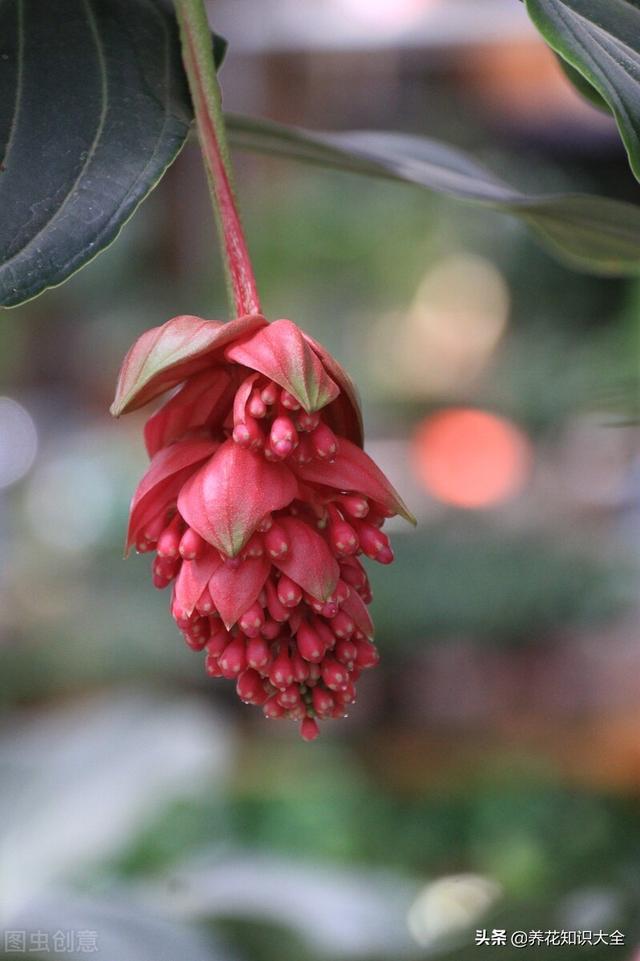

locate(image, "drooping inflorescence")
(112, 314), (414, 739)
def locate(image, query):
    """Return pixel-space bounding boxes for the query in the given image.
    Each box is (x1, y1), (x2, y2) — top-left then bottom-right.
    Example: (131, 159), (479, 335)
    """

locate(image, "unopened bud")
(300, 716), (320, 741)
(179, 527), (205, 560)
(277, 574), (302, 608)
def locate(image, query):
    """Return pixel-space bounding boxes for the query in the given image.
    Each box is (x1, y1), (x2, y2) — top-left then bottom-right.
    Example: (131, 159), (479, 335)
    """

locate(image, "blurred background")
(1, 0), (640, 958)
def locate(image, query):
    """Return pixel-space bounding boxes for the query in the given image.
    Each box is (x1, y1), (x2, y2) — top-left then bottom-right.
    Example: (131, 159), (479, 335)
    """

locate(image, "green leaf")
(0, 0), (223, 309)
(555, 56), (610, 112)
(525, 0), (640, 181)
(227, 113), (640, 275)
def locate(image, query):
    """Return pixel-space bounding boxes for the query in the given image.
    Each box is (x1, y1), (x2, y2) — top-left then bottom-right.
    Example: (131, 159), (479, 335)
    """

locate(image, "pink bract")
(112, 313), (414, 738)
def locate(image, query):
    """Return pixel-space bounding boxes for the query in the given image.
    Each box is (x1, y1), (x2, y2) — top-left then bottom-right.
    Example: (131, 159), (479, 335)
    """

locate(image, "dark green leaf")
(555, 56), (610, 112)
(227, 113), (640, 275)
(525, 0), (640, 181)
(0, 0), (196, 308)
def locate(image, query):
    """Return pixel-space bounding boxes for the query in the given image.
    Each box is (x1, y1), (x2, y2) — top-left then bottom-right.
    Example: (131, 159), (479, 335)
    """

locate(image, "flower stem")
(174, 0), (261, 317)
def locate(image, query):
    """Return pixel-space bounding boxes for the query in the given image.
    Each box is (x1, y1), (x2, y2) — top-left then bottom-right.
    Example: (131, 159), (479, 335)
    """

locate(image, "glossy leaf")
(525, 0), (640, 181)
(227, 113), (640, 275)
(0, 0), (225, 308)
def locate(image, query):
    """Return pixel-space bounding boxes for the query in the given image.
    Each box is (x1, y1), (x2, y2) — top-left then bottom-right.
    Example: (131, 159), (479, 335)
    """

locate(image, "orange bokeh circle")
(411, 407), (532, 509)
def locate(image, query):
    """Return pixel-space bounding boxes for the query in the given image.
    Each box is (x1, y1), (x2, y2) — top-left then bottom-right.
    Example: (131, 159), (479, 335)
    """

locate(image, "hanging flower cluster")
(111, 313), (414, 739)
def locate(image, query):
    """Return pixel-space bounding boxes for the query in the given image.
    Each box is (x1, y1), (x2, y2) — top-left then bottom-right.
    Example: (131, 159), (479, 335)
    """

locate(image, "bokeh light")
(371, 254), (509, 399)
(0, 397), (38, 490)
(407, 874), (502, 948)
(336, 0), (436, 29)
(24, 436), (115, 552)
(411, 407), (532, 508)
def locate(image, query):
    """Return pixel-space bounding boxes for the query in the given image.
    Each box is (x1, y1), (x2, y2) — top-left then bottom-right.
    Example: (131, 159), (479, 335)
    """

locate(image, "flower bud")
(237, 669), (267, 704)
(354, 638), (380, 669)
(296, 622), (325, 662)
(263, 696), (286, 719)
(157, 514), (184, 558)
(269, 648), (294, 689)
(310, 422), (338, 460)
(321, 657), (349, 691)
(331, 611), (355, 640)
(239, 602), (265, 638)
(300, 717), (320, 741)
(269, 416), (298, 459)
(219, 636), (247, 677)
(277, 574), (302, 608)
(337, 495), (369, 519)
(335, 638), (358, 666)
(312, 686), (335, 718)
(179, 527), (205, 560)
(264, 522), (290, 559)
(246, 635), (271, 670)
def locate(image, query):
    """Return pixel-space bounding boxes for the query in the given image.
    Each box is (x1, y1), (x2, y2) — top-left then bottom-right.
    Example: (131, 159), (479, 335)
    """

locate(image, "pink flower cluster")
(112, 314), (413, 739)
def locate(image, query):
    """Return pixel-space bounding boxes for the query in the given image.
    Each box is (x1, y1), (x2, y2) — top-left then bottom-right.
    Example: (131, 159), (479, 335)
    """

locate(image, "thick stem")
(174, 0), (261, 317)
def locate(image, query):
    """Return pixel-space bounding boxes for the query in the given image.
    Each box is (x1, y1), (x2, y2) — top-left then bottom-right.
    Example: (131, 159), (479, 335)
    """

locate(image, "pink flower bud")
(337, 495), (369, 519)
(320, 601), (339, 618)
(296, 622), (325, 663)
(232, 416), (264, 450)
(239, 602), (264, 638)
(277, 684), (302, 708)
(269, 648), (294, 689)
(157, 514), (184, 558)
(236, 669), (267, 704)
(179, 527), (205, 560)
(269, 415), (299, 459)
(311, 617), (336, 652)
(152, 555), (179, 588)
(205, 653), (224, 677)
(246, 635), (271, 670)
(207, 624), (230, 657)
(310, 422), (338, 460)
(340, 560), (367, 591)
(219, 636), (247, 677)
(300, 717), (320, 741)
(248, 389), (267, 419)
(355, 522), (394, 564)
(291, 435), (314, 465)
(264, 522), (290, 559)
(241, 532), (264, 559)
(335, 679), (357, 704)
(265, 578), (290, 622)
(277, 574), (302, 608)
(335, 638), (358, 666)
(291, 652), (310, 682)
(263, 695), (286, 719)
(332, 612), (355, 640)
(260, 381), (279, 406)
(354, 638), (380, 669)
(327, 509), (359, 556)
(312, 686), (335, 718)
(321, 657), (349, 691)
